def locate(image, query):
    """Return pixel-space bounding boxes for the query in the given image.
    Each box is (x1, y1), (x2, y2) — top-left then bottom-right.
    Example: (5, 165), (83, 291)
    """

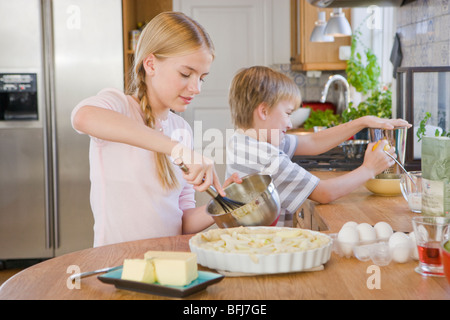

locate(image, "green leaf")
(303, 109), (342, 129)
(345, 16), (380, 95)
(417, 112), (431, 142)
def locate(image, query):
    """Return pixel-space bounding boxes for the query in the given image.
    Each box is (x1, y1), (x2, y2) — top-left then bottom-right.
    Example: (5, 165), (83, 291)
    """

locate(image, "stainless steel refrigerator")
(0, 0), (124, 261)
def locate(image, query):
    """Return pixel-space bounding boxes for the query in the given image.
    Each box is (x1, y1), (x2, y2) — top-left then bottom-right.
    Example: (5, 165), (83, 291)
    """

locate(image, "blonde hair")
(129, 11), (214, 190)
(229, 66), (301, 129)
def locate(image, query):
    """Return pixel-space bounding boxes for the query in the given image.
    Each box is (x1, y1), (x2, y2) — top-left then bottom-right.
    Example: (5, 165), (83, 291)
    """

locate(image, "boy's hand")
(363, 140), (396, 176)
(361, 116), (411, 129)
(223, 172), (243, 189)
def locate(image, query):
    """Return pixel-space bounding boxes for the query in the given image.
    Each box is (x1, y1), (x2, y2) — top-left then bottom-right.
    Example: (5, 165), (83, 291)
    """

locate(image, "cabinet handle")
(298, 208), (304, 219)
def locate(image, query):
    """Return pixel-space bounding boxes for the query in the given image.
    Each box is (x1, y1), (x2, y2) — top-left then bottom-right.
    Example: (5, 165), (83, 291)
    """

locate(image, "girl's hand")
(172, 145), (226, 196)
(360, 116), (411, 129)
(362, 140), (396, 177)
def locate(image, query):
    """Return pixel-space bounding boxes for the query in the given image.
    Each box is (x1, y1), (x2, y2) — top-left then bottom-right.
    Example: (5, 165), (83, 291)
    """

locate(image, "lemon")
(372, 139), (391, 151)
(372, 140), (381, 151)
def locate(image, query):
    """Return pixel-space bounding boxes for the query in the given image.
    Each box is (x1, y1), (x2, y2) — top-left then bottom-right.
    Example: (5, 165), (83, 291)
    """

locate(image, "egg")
(408, 231), (419, 260)
(342, 221), (358, 229)
(374, 221), (394, 240)
(388, 232), (411, 263)
(356, 223), (377, 243)
(337, 226), (359, 257)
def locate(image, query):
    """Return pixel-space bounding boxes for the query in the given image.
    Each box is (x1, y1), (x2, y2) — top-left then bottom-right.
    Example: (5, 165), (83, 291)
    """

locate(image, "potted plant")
(345, 27), (380, 97)
(341, 85), (392, 122)
(303, 108), (341, 130)
(342, 19), (392, 138)
(304, 17), (393, 132)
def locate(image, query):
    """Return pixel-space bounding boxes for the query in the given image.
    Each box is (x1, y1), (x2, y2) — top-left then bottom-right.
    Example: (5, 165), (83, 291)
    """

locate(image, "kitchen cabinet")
(296, 201), (328, 231)
(122, 0), (172, 90)
(290, 0), (351, 71)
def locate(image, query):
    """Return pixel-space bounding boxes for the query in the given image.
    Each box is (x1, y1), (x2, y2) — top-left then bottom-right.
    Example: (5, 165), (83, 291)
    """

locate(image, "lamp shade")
(324, 8), (352, 37)
(310, 11), (334, 42)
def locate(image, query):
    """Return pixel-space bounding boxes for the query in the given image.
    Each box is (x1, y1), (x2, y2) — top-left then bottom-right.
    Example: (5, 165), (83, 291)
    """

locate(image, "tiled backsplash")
(270, 64), (345, 106)
(397, 0), (449, 158)
(397, 0), (450, 67)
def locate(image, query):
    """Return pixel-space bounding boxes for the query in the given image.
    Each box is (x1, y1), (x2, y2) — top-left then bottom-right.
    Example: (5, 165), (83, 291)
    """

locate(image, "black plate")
(98, 267), (224, 298)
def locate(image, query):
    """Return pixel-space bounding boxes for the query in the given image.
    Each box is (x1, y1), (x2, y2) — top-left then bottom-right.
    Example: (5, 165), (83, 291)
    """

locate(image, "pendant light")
(310, 11), (334, 42)
(324, 8), (352, 37)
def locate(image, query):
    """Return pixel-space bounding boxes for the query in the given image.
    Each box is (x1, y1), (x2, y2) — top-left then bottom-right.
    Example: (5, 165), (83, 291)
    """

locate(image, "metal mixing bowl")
(340, 140), (369, 159)
(206, 173), (281, 228)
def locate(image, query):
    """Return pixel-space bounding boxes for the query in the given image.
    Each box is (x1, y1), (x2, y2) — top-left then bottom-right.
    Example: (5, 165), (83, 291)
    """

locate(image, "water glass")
(400, 171), (422, 213)
(412, 216), (450, 277)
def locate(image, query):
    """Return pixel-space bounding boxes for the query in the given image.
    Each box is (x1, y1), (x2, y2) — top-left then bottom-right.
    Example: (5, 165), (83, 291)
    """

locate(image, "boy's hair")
(228, 66), (302, 129)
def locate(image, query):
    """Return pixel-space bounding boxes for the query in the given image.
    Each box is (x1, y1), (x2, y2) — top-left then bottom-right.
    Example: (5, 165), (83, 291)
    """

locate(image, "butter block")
(144, 251), (198, 286)
(121, 259), (155, 284)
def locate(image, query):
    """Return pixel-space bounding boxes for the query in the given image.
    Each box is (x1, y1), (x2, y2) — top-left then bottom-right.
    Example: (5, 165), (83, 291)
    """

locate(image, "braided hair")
(128, 12), (214, 190)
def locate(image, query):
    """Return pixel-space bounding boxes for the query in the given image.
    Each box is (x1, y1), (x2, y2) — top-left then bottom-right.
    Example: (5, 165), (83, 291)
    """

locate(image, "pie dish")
(189, 227), (332, 274)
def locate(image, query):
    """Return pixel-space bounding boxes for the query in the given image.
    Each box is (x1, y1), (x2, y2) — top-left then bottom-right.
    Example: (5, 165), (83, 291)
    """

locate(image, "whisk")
(174, 160), (245, 213)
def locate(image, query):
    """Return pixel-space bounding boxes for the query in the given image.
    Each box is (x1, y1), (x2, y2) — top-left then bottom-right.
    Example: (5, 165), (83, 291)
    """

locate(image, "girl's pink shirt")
(71, 88), (196, 247)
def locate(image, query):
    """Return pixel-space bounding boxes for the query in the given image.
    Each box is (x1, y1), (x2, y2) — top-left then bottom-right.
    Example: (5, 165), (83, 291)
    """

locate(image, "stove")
(292, 147), (363, 171)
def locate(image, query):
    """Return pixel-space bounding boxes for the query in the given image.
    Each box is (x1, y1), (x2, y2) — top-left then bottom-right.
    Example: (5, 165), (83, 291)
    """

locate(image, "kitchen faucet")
(320, 74), (350, 114)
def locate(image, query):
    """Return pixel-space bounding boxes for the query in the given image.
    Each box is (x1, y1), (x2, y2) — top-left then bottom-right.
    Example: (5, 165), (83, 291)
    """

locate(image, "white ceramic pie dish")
(189, 227), (333, 274)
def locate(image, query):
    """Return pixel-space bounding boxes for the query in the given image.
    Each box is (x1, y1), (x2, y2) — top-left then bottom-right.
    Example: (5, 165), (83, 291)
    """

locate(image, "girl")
(72, 12), (232, 247)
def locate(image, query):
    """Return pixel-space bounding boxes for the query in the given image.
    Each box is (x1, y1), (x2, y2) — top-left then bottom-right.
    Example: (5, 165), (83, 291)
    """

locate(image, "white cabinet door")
(173, 0), (289, 205)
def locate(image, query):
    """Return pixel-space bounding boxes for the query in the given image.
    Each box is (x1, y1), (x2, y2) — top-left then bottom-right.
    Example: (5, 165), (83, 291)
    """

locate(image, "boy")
(226, 66), (411, 227)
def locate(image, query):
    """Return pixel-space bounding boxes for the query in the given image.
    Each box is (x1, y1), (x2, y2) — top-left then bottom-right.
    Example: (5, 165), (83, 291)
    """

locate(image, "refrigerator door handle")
(42, 0), (59, 250)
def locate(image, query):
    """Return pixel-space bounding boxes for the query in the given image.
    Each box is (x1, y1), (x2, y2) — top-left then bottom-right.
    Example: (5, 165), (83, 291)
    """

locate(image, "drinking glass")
(400, 171), (422, 213)
(412, 216), (450, 277)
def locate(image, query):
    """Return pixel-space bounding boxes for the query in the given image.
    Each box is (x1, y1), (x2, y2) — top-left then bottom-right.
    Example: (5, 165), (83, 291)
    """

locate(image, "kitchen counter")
(296, 171), (417, 233)
(1, 172), (449, 300)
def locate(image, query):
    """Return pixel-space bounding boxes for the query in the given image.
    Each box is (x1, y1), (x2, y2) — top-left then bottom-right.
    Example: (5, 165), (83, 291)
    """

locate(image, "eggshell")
(337, 226), (359, 257)
(389, 232), (410, 247)
(342, 221), (358, 229)
(356, 223), (377, 243)
(374, 222), (394, 240)
(389, 232), (411, 263)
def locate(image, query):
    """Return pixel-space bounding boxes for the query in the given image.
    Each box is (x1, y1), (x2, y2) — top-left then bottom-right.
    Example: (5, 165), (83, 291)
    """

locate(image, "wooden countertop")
(1, 172), (449, 300)
(302, 171), (418, 234)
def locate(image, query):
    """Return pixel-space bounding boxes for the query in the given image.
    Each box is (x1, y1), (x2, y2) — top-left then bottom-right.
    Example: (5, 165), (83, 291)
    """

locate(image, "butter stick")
(121, 259), (156, 284)
(144, 251), (198, 286)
